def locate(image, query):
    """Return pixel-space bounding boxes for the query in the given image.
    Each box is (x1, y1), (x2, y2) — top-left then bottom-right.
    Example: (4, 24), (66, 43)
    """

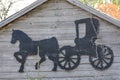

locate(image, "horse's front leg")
(19, 53), (27, 73)
(14, 52), (22, 63)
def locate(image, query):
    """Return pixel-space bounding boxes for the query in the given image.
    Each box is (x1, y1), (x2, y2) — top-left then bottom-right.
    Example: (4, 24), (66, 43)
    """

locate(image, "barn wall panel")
(0, 0), (120, 80)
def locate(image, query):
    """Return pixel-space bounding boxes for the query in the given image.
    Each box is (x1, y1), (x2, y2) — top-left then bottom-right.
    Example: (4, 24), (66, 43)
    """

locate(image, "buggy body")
(58, 18), (114, 71)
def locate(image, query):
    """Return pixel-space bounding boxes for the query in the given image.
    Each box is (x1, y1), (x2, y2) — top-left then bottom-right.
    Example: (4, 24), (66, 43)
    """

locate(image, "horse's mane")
(13, 30), (32, 42)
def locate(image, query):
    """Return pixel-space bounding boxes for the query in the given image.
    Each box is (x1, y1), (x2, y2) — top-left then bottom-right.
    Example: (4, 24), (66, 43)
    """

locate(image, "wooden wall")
(0, 0), (120, 80)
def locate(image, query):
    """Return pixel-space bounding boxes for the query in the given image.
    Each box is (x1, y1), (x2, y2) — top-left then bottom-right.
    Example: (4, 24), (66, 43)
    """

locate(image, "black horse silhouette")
(11, 30), (59, 72)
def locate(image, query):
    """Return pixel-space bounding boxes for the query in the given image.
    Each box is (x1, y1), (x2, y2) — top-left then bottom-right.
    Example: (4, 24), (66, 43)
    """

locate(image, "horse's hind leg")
(35, 53), (46, 70)
(52, 57), (58, 71)
(48, 54), (58, 71)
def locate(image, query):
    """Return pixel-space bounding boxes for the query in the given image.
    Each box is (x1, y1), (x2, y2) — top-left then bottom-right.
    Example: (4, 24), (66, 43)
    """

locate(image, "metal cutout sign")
(11, 18), (114, 73)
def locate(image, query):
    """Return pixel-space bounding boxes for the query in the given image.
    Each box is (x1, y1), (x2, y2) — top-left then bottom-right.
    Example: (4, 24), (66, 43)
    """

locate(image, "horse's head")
(11, 29), (32, 44)
(11, 30), (19, 44)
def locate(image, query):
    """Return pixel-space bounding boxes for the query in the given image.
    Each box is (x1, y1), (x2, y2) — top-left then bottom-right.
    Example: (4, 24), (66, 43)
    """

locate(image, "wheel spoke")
(100, 60), (103, 69)
(70, 59), (76, 65)
(103, 59), (109, 65)
(92, 58), (98, 63)
(68, 61), (72, 68)
(61, 51), (65, 56)
(64, 61), (68, 67)
(96, 60), (101, 67)
(59, 59), (65, 63)
(58, 46), (80, 70)
(104, 57), (111, 60)
(71, 58), (78, 60)
(104, 53), (110, 56)
(58, 57), (65, 59)
(89, 45), (114, 70)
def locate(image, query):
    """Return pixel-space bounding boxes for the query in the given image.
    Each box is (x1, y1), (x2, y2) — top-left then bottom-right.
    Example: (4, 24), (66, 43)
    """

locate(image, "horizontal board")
(16, 15), (91, 23)
(0, 55), (119, 66)
(24, 8), (86, 17)
(0, 29), (120, 43)
(0, 76), (120, 80)
(0, 44), (119, 57)
(32, 1), (80, 10)
(0, 0), (120, 80)
(0, 70), (120, 79)
(0, 62), (120, 72)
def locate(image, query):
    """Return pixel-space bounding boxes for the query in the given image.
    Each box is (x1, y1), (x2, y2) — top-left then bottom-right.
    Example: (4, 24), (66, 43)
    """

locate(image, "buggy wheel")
(58, 46), (80, 70)
(89, 45), (114, 70)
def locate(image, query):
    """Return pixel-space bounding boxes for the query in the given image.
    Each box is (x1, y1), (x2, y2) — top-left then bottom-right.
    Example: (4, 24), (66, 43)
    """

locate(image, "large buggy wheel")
(58, 46), (80, 70)
(89, 45), (114, 70)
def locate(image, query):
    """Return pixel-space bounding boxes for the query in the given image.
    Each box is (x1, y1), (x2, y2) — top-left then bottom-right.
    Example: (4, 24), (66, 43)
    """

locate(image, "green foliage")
(0, 0), (13, 20)
(28, 76), (44, 80)
(79, 0), (120, 20)
(79, 0), (97, 7)
(27, 62), (45, 80)
(111, 0), (120, 7)
(0, 0), (20, 21)
(79, 0), (120, 8)
(27, 74), (45, 80)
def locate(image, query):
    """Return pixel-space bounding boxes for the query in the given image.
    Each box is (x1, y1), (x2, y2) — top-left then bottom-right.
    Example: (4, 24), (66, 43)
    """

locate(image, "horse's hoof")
(52, 68), (57, 71)
(35, 62), (40, 70)
(35, 63), (38, 69)
(19, 70), (24, 73)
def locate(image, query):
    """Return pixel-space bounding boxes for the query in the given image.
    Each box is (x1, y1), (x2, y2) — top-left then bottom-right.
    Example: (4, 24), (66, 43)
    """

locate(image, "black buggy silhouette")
(11, 18), (114, 73)
(58, 18), (114, 71)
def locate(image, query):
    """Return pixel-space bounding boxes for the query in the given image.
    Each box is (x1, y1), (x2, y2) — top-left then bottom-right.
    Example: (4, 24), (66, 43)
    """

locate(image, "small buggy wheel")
(89, 45), (114, 70)
(58, 46), (80, 70)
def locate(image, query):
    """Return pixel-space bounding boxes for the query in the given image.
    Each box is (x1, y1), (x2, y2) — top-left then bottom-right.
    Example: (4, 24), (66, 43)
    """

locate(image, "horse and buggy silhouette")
(11, 18), (114, 72)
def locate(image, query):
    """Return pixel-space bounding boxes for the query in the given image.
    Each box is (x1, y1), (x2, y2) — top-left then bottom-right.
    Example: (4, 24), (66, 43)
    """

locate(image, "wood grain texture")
(0, 0), (120, 80)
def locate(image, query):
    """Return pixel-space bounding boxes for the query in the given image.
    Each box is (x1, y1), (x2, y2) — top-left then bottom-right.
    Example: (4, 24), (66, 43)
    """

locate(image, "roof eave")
(0, 0), (48, 29)
(0, 0), (119, 29)
(67, 0), (120, 27)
